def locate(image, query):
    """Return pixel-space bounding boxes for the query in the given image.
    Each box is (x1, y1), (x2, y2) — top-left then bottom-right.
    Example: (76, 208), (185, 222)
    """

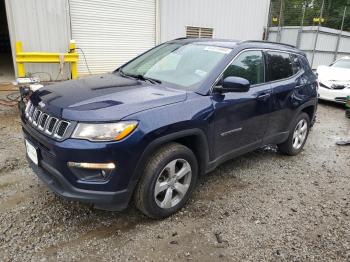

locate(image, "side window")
(291, 54), (302, 74)
(299, 55), (313, 73)
(266, 51), (293, 81)
(223, 50), (264, 85)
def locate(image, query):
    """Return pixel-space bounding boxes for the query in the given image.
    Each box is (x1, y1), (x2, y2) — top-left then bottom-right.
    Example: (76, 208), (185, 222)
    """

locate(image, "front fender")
(130, 128), (210, 184)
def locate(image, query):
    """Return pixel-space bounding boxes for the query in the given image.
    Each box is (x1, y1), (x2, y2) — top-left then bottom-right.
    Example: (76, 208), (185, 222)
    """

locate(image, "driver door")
(211, 50), (272, 159)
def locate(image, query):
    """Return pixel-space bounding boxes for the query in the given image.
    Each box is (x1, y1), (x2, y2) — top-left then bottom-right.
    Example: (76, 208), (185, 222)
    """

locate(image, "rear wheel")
(278, 112), (310, 156)
(346, 109), (350, 119)
(134, 143), (198, 219)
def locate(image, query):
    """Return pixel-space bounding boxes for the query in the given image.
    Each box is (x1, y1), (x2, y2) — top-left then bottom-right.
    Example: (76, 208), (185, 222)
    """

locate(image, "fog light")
(67, 162), (116, 169)
(68, 162), (115, 182)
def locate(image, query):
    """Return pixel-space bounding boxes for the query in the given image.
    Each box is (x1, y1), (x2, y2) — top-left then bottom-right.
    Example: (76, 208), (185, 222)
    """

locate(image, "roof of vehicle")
(170, 38), (305, 55)
(338, 56), (350, 60)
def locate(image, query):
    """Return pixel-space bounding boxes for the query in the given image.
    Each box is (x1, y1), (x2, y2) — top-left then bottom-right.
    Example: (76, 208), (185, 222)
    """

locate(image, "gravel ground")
(0, 94), (349, 261)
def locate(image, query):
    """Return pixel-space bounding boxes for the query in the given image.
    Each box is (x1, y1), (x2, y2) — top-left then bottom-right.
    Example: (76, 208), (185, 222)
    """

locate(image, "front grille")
(55, 121), (70, 138)
(46, 117), (58, 134)
(335, 97), (347, 103)
(32, 108), (42, 125)
(38, 113), (49, 130)
(24, 100), (70, 139)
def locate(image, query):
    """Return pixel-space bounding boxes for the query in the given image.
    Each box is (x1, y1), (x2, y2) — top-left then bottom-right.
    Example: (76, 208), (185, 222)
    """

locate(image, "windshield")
(331, 59), (350, 69)
(120, 43), (232, 90)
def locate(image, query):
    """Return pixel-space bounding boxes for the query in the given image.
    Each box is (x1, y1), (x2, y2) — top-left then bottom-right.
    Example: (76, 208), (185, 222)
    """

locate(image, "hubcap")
(292, 119), (308, 149)
(154, 159), (192, 209)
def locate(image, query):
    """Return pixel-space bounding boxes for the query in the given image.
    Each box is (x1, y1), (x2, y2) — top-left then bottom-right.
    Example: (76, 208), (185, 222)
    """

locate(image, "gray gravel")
(0, 97), (349, 261)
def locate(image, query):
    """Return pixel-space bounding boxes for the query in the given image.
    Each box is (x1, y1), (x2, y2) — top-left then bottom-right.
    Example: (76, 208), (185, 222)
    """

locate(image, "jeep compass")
(20, 39), (318, 218)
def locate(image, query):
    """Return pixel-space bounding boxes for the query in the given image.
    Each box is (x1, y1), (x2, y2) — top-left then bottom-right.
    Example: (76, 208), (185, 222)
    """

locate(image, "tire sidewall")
(143, 146), (198, 218)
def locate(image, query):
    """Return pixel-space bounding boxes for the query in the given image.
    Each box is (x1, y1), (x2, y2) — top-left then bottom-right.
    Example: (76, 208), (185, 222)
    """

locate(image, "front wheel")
(278, 112), (310, 156)
(134, 143), (198, 219)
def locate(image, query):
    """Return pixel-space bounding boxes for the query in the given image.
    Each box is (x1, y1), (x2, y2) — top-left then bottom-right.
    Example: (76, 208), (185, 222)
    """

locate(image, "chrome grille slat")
(24, 100), (70, 140)
(32, 109), (42, 125)
(25, 101), (32, 117)
(38, 113), (49, 130)
(28, 104), (35, 121)
(45, 117), (59, 135)
(54, 121), (70, 139)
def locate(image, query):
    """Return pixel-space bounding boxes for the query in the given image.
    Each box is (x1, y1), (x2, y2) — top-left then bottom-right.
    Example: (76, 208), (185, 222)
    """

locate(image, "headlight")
(72, 121), (138, 142)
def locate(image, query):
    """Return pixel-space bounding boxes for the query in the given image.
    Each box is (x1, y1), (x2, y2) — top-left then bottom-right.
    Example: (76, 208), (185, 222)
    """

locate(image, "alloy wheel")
(292, 119), (308, 149)
(154, 159), (192, 209)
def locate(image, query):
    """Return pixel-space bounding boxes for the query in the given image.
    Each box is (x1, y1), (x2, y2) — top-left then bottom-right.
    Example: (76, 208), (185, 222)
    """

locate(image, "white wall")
(5, 0), (271, 79)
(160, 0), (270, 42)
(5, 0), (71, 80)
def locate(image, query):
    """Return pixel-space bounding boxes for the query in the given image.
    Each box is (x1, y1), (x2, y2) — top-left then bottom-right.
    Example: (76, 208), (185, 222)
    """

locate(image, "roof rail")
(174, 37), (190, 40)
(240, 40), (296, 49)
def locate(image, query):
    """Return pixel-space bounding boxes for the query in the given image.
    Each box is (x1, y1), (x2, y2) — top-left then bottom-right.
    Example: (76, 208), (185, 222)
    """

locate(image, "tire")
(278, 112), (310, 156)
(134, 142), (198, 219)
(346, 109), (350, 119)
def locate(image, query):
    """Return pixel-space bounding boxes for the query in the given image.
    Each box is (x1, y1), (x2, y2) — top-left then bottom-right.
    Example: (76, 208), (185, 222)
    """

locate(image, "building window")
(186, 26), (213, 38)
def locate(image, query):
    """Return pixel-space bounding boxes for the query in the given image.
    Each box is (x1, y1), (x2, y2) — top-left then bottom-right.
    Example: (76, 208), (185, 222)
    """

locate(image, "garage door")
(69, 0), (156, 75)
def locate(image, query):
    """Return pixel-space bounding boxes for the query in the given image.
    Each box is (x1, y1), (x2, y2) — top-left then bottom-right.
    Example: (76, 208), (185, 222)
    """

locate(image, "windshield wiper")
(117, 69), (161, 84)
(134, 74), (162, 84)
(118, 68), (128, 77)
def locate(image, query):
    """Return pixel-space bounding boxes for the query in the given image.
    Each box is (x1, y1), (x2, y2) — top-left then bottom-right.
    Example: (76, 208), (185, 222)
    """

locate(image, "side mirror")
(216, 76), (250, 93)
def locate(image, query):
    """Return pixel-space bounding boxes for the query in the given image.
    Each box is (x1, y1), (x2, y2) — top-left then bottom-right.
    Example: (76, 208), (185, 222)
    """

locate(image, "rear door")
(211, 50), (272, 160)
(263, 51), (305, 143)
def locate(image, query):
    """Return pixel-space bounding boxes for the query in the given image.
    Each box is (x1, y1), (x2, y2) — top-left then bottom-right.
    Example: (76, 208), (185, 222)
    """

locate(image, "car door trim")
(220, 127), (242, 137)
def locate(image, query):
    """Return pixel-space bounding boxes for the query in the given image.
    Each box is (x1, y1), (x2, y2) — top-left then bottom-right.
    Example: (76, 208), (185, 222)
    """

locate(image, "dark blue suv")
(20, 39), (318, 218)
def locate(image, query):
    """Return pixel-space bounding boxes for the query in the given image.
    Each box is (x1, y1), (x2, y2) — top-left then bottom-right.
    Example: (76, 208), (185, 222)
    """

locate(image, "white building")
(1, 0), (270, 81)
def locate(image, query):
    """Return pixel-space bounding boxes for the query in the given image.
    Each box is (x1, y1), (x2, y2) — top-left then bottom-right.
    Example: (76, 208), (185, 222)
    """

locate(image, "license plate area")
(25, 139), (38, 165)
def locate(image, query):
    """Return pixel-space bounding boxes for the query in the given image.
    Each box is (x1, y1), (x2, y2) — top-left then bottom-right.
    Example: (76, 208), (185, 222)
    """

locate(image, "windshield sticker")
(195, 69), (207, 77)
(204, 46), (231, 54)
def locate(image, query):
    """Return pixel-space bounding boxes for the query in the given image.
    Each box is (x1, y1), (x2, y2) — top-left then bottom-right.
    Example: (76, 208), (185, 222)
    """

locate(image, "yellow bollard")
(69, 40), (78, 80)
(15, 42), (25, 77)
(15, 41), (79, 79)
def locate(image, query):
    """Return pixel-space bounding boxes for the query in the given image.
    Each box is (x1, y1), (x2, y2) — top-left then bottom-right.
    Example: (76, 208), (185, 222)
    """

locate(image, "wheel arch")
(291, 100), (317, 129)
(131, 128), (210, 187)
(301, 104), (316, 126)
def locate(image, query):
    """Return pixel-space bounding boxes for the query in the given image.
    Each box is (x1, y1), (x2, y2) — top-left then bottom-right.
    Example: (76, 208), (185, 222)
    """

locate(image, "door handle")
(257, 92), (271, 100)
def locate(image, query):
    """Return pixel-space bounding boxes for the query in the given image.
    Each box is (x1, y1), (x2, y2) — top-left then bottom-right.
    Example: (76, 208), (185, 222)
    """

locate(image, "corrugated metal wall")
(268, 26), (350, 69)
(5, 0), (271, 79)
(160, 0), (270, 42)
(69, 0), (156, 75)
(5, 0), (71, 81)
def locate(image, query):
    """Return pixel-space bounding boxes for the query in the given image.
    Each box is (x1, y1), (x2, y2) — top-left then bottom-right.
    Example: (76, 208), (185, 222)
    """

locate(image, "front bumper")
(28, 157), (134, 211)
(318, 85), (350, 103)
(21, 115), (143, 211)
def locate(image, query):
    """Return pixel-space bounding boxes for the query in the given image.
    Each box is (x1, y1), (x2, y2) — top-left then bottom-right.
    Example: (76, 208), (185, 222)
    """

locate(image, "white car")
(316, 57), (350, 103)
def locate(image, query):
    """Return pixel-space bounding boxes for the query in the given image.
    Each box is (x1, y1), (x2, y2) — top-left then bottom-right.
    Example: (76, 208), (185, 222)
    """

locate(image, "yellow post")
(69, 40), (78, 80)
(15, 40), (79, 80)
(15, 42), (25, 77)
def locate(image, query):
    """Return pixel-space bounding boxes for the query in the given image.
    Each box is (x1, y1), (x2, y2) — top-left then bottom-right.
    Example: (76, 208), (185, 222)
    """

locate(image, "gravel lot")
(0, 94), (349, 261)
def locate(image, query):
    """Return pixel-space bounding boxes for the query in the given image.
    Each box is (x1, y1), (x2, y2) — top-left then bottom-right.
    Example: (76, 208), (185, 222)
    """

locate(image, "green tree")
(270, 0), (350, 31)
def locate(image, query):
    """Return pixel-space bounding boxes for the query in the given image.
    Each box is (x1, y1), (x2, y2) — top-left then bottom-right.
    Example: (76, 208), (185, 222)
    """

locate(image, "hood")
(30, 73), (187, 121)
(317, 65), (350, 82)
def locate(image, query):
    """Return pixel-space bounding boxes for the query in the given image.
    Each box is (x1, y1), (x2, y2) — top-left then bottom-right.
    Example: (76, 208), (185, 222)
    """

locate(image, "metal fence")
(265, 0), (350, 69)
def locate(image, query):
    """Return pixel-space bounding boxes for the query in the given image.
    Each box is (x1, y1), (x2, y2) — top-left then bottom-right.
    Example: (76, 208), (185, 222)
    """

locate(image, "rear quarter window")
(291, 54), (302, 74)
(299, 55), (313, 73)
(266, 51), (293, 81)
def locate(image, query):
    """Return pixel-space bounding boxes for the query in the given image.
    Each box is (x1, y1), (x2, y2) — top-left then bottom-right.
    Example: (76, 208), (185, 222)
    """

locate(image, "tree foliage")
(270, 0), (350, 32)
